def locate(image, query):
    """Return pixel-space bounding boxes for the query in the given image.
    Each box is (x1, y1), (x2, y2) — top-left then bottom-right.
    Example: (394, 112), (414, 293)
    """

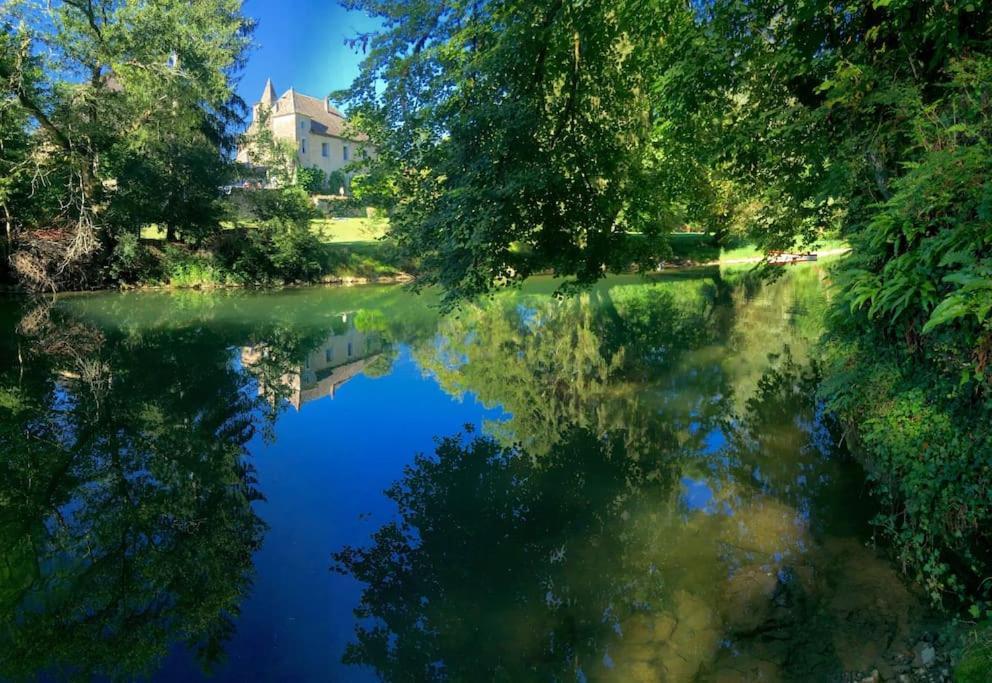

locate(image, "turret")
(260, 78), (277, 107)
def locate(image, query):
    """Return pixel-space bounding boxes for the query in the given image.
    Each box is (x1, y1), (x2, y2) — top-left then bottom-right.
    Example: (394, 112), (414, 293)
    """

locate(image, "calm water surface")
(0, 266), (927, 681)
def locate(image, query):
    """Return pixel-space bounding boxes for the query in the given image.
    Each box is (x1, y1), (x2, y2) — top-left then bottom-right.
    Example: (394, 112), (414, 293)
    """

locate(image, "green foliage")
(821, 335), (992, 605)
(297, 166), (327, 194)
(338, 0), (679, 304)
(957, 622), (992, 683)
(0, 0), (253, 287)
(163, 248), (232, 288)
(239, 186), (317, 225)
(326, 170), (348, 195)
(206, 187), (324, 285)
(343, 0), (992, 609)
(238, 106), (297, 186)
(105, 230), (155, 284)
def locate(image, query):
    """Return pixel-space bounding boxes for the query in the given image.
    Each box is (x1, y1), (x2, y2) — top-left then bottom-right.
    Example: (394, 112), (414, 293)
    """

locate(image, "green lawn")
(142, 217), (390, 244)
(668, 232), (850, 263)
(310, 217), (389, 244)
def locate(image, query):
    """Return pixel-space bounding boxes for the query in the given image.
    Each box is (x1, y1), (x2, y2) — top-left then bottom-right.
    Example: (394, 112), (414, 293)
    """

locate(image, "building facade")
(240, 313), (384, 411)
(237, 79), (371, 186)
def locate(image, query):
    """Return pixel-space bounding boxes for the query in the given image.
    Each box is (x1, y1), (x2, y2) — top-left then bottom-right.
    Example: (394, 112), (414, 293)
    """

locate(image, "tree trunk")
(166, 225), (177, 242)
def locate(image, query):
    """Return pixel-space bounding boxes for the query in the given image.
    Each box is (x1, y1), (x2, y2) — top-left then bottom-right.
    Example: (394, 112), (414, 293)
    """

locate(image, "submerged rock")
(913, 641), (937, 668)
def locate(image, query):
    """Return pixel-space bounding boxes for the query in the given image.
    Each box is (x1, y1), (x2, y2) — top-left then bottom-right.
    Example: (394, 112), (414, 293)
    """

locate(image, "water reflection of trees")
(415, 275), (733, 458)
(0, 286), (445, 680)
(0, 303), (266, 680)
(335, 270), (923, 681)
(333, 425), (682, 681)
(335, 363), (919, 681)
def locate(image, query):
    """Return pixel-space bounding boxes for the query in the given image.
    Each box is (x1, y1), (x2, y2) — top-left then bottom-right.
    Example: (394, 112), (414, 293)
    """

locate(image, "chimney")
(325, 97), (332, 113)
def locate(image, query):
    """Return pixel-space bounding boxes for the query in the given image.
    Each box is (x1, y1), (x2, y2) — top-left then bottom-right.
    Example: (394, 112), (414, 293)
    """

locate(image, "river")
(0, 264), (930, 681)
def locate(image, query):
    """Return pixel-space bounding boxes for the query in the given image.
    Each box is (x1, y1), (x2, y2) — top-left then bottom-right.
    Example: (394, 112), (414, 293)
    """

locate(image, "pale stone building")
(237, 79), (371, 186)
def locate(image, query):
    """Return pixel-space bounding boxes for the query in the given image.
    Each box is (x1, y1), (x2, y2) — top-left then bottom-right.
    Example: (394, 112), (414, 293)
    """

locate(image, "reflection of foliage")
(337, 341), (914, 682)
(333, 426), (678, 681)
(0, 305), (266, 680)
(717, 349), (864, 535)
(418, 292), (629, 454)
(608, 278), (724, 372)
(416, 276), (730, 456)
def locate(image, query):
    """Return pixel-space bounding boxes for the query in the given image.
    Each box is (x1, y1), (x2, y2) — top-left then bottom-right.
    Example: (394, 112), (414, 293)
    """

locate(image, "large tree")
(0, 0), (253, 288)
(338, 0), (683, 304)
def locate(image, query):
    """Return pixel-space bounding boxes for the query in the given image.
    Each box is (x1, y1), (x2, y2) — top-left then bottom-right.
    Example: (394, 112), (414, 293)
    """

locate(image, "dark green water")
(0, 265), (927, 681)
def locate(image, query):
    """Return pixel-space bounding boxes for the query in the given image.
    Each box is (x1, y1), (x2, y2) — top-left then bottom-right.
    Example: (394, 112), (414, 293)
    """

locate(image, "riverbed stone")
(653, 612), (677, 641)
(913, 642), (936, 668)
(710, 650), (781, 682)
(622, 613), (657, 645)
(722, 564), (778, 633)
(720, 499), (805, 557)
(657, 590), (722, 682)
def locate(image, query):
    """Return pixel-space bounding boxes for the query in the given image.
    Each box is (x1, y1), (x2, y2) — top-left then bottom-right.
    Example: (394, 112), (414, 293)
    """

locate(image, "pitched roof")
(260, 78), (277, 106)
(271, 87), (366, 141)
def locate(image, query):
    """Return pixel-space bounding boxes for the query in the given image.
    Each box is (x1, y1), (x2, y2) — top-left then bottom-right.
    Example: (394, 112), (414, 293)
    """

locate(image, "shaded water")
(0, 266), (927, 681)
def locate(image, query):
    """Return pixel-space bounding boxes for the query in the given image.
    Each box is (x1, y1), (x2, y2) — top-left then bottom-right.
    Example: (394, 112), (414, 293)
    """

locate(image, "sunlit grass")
(310, 217), (389, 244)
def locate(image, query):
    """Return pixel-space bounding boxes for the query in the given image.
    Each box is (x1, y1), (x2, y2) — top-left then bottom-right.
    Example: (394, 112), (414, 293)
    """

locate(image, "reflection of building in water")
(241, 313), (383, 411)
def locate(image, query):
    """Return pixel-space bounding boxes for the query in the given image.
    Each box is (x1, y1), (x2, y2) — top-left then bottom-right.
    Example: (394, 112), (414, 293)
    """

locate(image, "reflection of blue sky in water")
(161, 347), (506, 681)
(0, 266), (929, 682)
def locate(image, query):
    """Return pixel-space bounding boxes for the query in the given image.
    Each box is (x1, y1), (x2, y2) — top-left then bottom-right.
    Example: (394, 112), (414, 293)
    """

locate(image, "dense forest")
(2, 0), (991, 646)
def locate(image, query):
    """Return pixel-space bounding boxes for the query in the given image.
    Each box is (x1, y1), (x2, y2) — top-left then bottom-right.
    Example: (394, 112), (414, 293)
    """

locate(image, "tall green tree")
(0, 0), (253, 287)
(338, 0), (682, 304)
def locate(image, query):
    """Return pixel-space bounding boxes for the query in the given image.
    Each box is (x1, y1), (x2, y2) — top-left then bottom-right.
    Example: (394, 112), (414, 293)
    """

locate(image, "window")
(321, 142), (329, 157)
(301, 120), (306, 129)
(347, 342), (353, 357)
(325, 348), (333, 363)
(343, 145), (350, 161)
(300, 139), (307, 154)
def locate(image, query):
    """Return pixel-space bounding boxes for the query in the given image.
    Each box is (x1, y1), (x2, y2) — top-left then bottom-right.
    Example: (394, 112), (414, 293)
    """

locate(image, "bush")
(106, 231), (156, 284)
(822, 333), (992, 607)
(218, 187), (324, 285)
(162, 247), (231, 288)
(820, 56), (992, 609)
(326, 170), (347, 195)
(320, 196), (367, 218)
(957, 622), (992, 683)
(297, 166), (327, 194)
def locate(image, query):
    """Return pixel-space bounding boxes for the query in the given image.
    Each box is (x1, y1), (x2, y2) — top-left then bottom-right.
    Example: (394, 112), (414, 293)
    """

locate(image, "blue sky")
(238, 0), (380, 112)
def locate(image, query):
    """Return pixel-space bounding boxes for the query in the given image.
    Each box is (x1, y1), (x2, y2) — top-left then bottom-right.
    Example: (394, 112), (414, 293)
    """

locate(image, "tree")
(0, 47), (32, 276)
(0, 0), (253, 287)
(239, 106), (297, 187)
(338, 0), (682, 304)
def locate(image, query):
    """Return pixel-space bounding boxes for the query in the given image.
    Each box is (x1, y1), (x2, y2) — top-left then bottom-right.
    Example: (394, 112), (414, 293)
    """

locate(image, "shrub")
(822, 333), (992, 606)
(326, 170), (347, 195)
(162, 247), (231, 288)
(219, 187), (324, 285)
(297, 166), (327, 194)
(105, 231), (152, 284)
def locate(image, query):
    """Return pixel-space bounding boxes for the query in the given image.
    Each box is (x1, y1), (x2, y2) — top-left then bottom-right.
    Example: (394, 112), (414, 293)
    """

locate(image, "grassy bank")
(98, 224), (844, 291)
(666, 232), (849, 264)
(134, 217), (408, 289)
